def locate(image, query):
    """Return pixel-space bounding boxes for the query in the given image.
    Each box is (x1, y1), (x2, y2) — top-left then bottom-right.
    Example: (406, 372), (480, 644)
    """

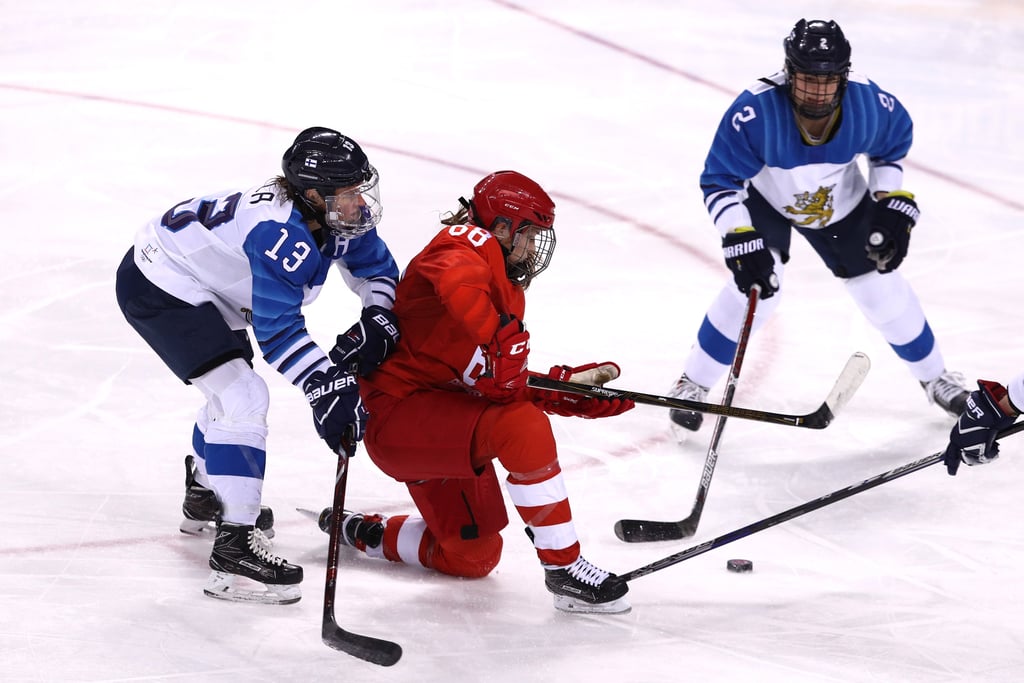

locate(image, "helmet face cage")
(783, 19), (851, 119)
(323, 167), (382, 239)
(505, 221), (556, 287)
(282, 127), (382, 237)
(470, 171), (556, 286)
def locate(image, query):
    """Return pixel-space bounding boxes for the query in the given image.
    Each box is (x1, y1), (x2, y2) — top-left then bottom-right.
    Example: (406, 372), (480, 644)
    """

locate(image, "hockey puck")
(726, 559), (753, 573)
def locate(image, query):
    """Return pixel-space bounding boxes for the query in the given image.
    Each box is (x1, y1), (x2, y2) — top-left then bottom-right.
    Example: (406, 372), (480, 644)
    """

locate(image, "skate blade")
(552, 594), (631, 615)
(203, 571), (301, 605)
(179, 518), (276, 540)
(668, 421), (696, 446)
(179, 518), (214, 536)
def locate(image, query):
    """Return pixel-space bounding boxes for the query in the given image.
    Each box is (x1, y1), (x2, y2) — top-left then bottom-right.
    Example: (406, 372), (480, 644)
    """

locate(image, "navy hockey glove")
(942, 380), (1016, 476)
(866, 191), (919, 274)
(303, 365), (368, 451)
(329, 305), (400, 376)
(722, 227), (779, 299)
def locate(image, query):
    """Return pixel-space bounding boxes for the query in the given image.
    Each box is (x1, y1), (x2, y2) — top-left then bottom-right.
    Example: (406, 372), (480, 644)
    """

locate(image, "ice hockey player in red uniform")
(334, 170), (635, 614)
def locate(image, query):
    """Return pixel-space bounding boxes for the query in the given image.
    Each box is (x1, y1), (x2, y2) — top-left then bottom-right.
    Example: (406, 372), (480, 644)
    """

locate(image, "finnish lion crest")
(784, 185), (835, 227)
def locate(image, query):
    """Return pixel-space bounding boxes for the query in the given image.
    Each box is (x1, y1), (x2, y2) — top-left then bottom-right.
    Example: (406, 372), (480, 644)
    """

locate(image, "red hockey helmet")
(471, 170), (555, 232)
(470, 171), (556, 287)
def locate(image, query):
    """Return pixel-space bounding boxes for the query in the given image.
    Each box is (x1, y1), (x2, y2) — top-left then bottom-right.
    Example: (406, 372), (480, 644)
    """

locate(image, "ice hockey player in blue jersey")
(667, 18), (970, 438)
(115, 127), (401, 603)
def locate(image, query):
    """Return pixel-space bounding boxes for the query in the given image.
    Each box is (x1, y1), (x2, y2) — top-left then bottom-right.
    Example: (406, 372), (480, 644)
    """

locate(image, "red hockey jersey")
(362, 223), (526, 399)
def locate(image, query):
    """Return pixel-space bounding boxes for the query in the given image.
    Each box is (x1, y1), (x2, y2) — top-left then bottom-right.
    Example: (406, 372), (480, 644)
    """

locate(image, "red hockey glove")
(473, 315), (530, 403)
(536, 362), (635, 419)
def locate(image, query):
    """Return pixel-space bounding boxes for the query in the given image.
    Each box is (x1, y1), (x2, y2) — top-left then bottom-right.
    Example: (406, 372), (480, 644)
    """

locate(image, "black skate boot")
(921, 370), (970, 417)
(317, 507), (385, 551)
(544, 556), (631, 615)
(668, 374), (709, 436)
(204, 522), (302, 605)
(180, 455), (275, 538)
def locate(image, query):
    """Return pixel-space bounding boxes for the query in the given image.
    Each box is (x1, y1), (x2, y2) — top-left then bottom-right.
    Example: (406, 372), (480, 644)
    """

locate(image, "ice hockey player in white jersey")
(667, 18), (970, 438)
(115, 127), (401, 604)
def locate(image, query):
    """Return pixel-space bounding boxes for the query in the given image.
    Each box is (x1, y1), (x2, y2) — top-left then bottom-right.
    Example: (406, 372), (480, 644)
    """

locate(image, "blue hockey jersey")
(700, 71), (913, 236)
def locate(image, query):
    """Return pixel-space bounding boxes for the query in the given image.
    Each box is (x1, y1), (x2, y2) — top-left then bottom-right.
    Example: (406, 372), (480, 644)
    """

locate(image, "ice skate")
(204, 522), (302, 605)
(316, 507), (385, 551)
(544, 556), (630, 615)
(179, 455), (275, 538)
(668, 374), (709, 439)
(921, 370), (970, 417)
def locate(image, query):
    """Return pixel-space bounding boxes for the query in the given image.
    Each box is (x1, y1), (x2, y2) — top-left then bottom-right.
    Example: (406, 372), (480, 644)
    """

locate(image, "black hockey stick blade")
(527, 352), (870, 429)
(618, 420), (1024, 582)
(322, 619), (403, 666)
(613, 498), (702, 542)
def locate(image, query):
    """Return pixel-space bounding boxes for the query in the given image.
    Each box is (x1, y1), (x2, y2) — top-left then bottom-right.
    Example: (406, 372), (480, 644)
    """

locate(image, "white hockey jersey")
(133, 181), (398, 386)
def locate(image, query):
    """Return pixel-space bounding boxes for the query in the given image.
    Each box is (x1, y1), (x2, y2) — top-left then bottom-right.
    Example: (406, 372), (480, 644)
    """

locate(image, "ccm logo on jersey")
(305, 374), (357, 401)
(723, 238), (764, 258)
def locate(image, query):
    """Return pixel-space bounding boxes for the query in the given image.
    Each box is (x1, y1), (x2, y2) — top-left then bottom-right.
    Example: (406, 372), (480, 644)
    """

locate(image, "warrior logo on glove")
(865, 190), (920, 273)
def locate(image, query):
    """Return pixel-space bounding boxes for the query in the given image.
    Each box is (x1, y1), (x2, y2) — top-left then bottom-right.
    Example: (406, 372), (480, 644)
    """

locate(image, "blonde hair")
(440, 205), (471, 227)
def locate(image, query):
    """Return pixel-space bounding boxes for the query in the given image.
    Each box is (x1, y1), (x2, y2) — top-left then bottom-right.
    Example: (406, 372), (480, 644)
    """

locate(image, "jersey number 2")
(731, 106), (757, 132)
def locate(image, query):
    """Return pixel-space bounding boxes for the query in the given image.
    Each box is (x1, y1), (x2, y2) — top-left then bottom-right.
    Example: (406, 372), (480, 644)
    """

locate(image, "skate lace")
(247, 528), (285, 566)
(668, 374), (708, 401)
(927, 371), (967, 404)
(566, 557), (610, 587)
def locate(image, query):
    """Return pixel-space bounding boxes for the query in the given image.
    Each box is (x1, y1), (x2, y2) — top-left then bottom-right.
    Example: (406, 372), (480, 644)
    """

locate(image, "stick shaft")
(620, 420), (1024, 582)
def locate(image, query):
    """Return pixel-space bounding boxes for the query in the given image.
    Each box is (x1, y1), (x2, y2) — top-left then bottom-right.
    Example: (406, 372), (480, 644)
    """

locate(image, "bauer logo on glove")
(304, 372), (358, 402)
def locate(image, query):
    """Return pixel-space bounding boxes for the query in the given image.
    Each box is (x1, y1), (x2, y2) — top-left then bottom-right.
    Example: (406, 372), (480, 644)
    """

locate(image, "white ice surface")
(2, 1), (1023, 681)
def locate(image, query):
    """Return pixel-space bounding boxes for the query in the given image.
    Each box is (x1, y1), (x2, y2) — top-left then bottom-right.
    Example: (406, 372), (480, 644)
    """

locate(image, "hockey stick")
(525, 354), (869, 430)
(619, 420), (1024, 582)
(610, 350), (870, 542)
(613, 287), (761, 543)
(321, 436), (403, 666)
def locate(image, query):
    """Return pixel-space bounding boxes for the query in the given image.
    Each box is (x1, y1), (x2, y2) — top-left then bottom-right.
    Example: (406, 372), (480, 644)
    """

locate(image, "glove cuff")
(978, 379), (1015, 417)
(883, 189), (915, 201)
